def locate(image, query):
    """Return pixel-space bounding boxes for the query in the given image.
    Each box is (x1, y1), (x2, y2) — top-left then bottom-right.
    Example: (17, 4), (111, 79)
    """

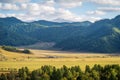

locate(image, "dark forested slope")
(0, 15), (120, 53)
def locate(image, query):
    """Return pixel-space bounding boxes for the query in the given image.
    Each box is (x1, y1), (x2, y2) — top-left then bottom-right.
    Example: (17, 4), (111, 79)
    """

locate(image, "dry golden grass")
(0, 48), (120, 71)
(31, 49), (109, 58)
(0, 48), (32, 60)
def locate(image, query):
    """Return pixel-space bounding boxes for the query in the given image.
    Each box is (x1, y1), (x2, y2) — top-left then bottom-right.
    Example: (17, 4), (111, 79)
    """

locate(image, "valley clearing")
(0, 48), (120, 71)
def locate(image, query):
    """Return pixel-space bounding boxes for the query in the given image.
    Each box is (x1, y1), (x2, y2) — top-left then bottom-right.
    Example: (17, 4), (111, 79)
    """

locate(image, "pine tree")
(85, 65), (91, 73)
(0, 74), (8, 80)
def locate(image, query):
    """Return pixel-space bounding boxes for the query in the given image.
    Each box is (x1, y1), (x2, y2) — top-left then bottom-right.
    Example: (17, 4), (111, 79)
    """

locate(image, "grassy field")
(0, 48), (120, 71)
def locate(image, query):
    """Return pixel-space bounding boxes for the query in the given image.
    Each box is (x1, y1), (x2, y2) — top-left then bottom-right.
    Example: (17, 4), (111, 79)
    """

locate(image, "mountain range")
(0, 15), (120, 53)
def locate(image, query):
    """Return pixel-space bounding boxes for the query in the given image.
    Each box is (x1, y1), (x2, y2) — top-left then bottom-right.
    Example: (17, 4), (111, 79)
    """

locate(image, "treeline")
(1, 46), (31, 54)
(0, 64), (120, 80)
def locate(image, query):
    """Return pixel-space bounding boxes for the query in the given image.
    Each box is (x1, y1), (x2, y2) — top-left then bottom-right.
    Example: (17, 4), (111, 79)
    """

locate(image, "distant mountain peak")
(114, 15), (120, 19)
(6, 16), (17, 19)
(0, 15), (120, 53)
(0, 17), (23, 24)
(0, 17), (19, 20)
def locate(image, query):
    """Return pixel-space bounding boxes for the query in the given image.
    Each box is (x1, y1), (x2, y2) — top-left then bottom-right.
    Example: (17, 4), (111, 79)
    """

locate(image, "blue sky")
(0, 0), (120, 22)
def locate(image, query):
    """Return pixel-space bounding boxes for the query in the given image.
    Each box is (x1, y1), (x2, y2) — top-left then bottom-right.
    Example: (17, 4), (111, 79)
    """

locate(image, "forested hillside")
(0, 15), (120, 53)
(55, 15), (120, 53)
(0, 17), (91, 46)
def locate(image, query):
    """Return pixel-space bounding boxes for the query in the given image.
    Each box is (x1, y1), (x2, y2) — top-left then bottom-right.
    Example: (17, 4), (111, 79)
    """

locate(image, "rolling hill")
(55, 15), (120, 53)
(0, 15), (120, 53)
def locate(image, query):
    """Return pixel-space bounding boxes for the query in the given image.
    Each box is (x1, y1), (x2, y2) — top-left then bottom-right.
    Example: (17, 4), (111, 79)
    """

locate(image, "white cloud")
(88, 16), (102, 22)
(0, 0), (104, 22)
(20, 3), (28, 10)
(43, 0), (55, 6)
(75, 15), (101, 22)
(87, 10), (106, 15)
(54, 0), (82, 8)
(88, 0), (120, 6)
(29, 8), (100, 22)
(5, 7), (83, 22)
(0, 8), (101, 22)
(0, 0), (30, 3)
(55, 8), (82, 21)
(53, 0), (120, 8)
(0, 12), (37, 21)
(0, 13), (5, 17)
(28, 3), (40, 11)
(27, 3), (55, 16)
(0, 3), (19, 10)
(35, 8), (83, 22)
(0, 0), (116, 22)
(6, 13), (16, 17)
(16, 14), (37, 21)
(98, 7), (120, 12)
(59, 2), (82, 8)
(0, 2), (55, 12)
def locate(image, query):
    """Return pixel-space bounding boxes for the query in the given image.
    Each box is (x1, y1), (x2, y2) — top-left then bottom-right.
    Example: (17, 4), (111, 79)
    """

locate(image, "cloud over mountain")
(0, 0), (30, 3)
(0, 0), (119, 22)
